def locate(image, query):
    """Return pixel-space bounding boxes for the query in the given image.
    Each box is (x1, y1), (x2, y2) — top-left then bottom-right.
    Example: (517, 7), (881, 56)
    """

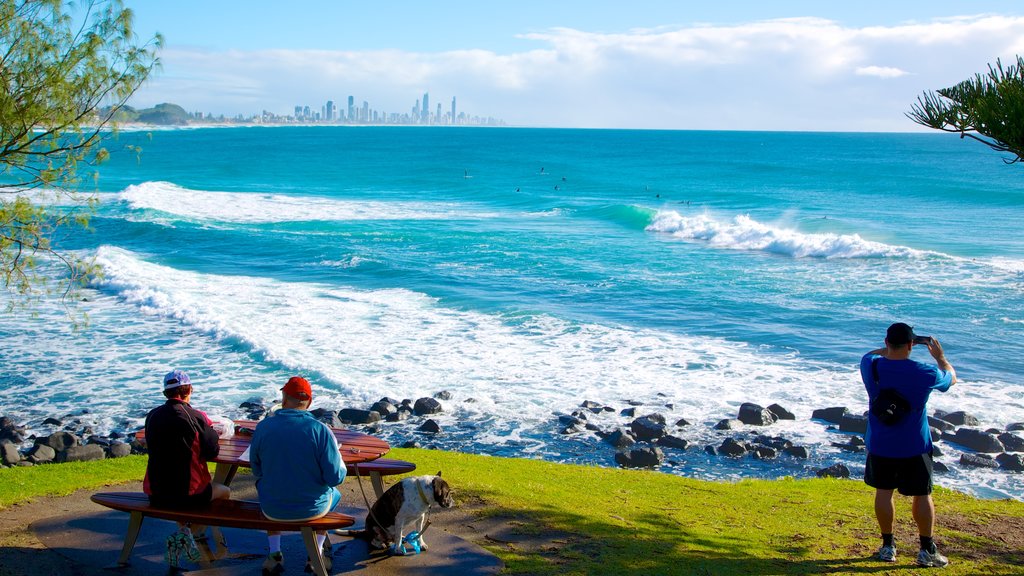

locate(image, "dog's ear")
(436, 470), (442, 477)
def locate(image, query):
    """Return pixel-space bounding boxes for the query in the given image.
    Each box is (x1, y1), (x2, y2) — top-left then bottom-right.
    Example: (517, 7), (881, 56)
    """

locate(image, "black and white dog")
(349, 472), (455, 554)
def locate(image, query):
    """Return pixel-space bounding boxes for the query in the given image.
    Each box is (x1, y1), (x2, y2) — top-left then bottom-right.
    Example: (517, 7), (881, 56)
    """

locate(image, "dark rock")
(1, 441), (22, 465)
(714, 419), (742, 430)
(413, 397), (443, 416)
(948, 428), (1005, 453)
(785, 446), (809, 459)
(930, 426), (944, 440)
(36, 431), (79, 452)
(0, 416), (18, 430)
(558, 415), (584, 427)
(767, 404), (796, 420)
(604, 428), (636, 450)
(927, 416), (955, 433)
(940, 411), (980, 427)
(675, 418), (691, 427)
(239, 400), (265, 411)
(737, 403), (777, 426)
(56, 444), (106, 463)
(15, 461), (33, 467)
(986, 428), (1002, 435)
(401, 440), (421, 449)
(627, 400), (644, 406)
(629, 415), (667, 441)
(620, 407), (636, 417)
(1008, 422), (1024, 432)
(338, 409), (380, 425)
(464, 397), (477, 403)
(664, 404), (674, 410)
(959, 453), (999, 469)
(998, 433), (1024, 452)
(0, 428), (24, 444)
(570, 410), (590, 421)
(418, 419), (442, 434)
(129, 437), (148, 455)
(602, 406), (615, 413)
(832, 442), (866, 454)
(584, 422), (602, 432)
(580, 400), (603, 411)
(752, 446), (778, 460)
(656, 435), (689, 450)
(369, 401), (397, 417)
(109, 431), (124, 440)
(839, 414), (868, 434)
(704, 445), (718, 456)
(996, 453), (1024, 472)
(719, 438), (748, 457)
(816, 463), (851, 479)
(28, 444), (56, 463)
(310, 408), (343, 427)
(87, 436), (111, 447)
(932, 408), (948, 419)
(433, 390), (452, 401)
(108, 442), (131, 458)
(933, 461), (949, 473)
(561, 424), (585, 435)
(849, 436), (865, 447)
(932, 444), (943, 457)
(42, 417), (63, 427)
(754, 435), (792, 450)
(614, 446), (665, 468)
(811, 407), (849, 425)
(364, 424), (383, 435)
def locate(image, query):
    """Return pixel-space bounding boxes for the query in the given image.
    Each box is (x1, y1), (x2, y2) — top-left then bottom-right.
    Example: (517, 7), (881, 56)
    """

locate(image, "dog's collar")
(416, 480), (431, 506)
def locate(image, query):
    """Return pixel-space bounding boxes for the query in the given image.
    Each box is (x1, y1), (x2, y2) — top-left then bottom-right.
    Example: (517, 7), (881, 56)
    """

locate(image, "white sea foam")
(116, 181), (499, 223)
(646, 211), (927, 259)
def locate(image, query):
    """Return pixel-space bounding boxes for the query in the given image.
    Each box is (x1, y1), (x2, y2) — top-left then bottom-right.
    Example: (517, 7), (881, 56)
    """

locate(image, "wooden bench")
(91, 492), (355, 576)
(347, 458), (416, 498)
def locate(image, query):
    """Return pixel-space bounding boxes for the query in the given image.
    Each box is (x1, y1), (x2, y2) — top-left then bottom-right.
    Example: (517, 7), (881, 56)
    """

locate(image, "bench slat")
(91, 492), (355, 532)
(347, 458), (416, 475)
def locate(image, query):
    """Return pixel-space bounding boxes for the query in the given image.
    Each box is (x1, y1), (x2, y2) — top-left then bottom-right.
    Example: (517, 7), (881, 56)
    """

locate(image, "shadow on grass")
(472, 493), (1023, 576)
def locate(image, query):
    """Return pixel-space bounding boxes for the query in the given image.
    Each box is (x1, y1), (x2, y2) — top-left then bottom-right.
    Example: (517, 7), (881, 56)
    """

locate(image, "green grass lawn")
(1, 449), (1021, 575)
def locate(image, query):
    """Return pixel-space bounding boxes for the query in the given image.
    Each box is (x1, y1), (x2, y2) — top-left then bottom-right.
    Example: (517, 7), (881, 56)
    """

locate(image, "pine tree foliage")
(1, 0), (159, 299)
(907, 56), (1024, 164)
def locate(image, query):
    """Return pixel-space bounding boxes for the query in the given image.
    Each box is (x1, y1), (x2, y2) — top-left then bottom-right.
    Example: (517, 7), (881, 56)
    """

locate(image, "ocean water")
(2, 127), (1023, 499)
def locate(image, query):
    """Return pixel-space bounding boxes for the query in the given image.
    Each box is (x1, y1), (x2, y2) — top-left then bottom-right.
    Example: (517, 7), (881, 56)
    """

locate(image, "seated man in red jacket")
(143, 370), (230, 564)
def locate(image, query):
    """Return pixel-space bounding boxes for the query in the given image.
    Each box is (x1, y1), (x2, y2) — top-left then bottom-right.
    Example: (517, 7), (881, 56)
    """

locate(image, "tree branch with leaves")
(1, 0), (160, 301)
(907, 55), (1024, 164)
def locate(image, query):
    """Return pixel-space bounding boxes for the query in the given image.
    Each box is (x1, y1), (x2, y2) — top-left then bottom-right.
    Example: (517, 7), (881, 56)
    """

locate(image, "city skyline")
(125, 1), (1024, 131)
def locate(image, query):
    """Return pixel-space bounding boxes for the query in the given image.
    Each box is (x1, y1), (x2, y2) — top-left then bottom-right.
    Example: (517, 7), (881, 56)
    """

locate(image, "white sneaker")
(877, 544), (896, 562)
(916, 547), (949, 568)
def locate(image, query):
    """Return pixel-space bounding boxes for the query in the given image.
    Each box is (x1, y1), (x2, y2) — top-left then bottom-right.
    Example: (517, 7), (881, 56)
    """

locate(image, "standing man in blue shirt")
(251, 376), (346, 575)
(861, 322), (956, 568)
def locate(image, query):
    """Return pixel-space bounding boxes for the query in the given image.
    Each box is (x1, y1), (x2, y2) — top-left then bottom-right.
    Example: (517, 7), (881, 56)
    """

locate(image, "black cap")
(886, 322), (915, 346)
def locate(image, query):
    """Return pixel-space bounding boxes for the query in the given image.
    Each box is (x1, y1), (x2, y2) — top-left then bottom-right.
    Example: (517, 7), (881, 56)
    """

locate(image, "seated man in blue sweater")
(251, 376), (346, 575)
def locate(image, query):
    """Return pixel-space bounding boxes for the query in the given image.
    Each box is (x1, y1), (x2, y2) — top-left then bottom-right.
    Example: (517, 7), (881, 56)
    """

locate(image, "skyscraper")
(348, 96), (354, 122)
(326, 100), (334, 121)
(451, 97), (456, 125)
(421, 92), (429, 124)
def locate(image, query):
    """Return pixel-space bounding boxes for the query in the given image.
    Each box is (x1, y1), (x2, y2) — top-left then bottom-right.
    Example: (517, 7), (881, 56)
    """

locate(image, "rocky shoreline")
(2, 395), (1022, 484)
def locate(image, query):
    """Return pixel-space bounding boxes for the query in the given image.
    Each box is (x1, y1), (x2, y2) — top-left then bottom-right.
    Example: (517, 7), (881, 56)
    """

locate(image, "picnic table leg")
(212, 462), (237, 486)
(116, 511), (145, 566)
(370, 471), (385, 499)
(301, 528), (329, 576)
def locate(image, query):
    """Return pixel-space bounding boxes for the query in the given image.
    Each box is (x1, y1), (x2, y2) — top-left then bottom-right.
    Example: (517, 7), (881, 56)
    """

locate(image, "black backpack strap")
(871, 357), (880, 385)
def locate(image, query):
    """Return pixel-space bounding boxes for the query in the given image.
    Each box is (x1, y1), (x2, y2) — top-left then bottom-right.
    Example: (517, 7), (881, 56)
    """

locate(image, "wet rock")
(785, 446), (810, 459)
(675, 418), (691, 427)
(816, 463), (850, 479)
(56, 444), (105, 463)
(401, 440), (421, 449)
(620, 407), (636, 418)
(42, 417), (63, 427)
(754, 435), (792, 450)
(927, 416), (955, 433)
(939, 411), (980, 427)
(704, 445), (718, 456)
(370, 401), (397, 418)
(832, 441), (866, 454)
(839, 414), (868, 434)
(36, 431), (79, 452)
(87, 436), (111, 447)
(417, 419), (442, 434)
(239, 400), (265, 411)
(929, 427), (944, 440)
(109, 431), (124, 440)
(108, 442), (132, 458)
(604, 428), (636, 450)
(719, 438), (748, 457)
(986, 428), (1002, 435)
(767, 404), (796, 421)
(413, 397), (443, 416)
(932, 444), (943, 457)
(997, 433), (1024, 452)
(558, 415), (584, 427)
(933, 461), (949, 473)
(433, 390), (452, 401)
(738, 403), (777, 426)
(946, 428), (1005, 453)
(629, 415), (667, 442)
(1008, 422), (1024, 432)
(584, 422), (602, 432)
(996, 453), (1024, 472)
(656, 435), (689, 450)
(812, 407), (849, 425)
(714, 418), (742, 431)
(627, 400), (644, 406)
(338, 409), (379, 425)
(1, 441), (22, 465)
(580, 400), (603, 413)
(28, 444), (56, 463)
(959, 453), (999, 469)
(752, 446), (778, 460)
(614, 446), (664, 468)
(561, 423), (585, 435)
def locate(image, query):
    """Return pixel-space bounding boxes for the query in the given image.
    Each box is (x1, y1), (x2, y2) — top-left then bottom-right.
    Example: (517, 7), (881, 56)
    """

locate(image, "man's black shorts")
(864, 451), (934, 496)
(148, 483), (214, 509)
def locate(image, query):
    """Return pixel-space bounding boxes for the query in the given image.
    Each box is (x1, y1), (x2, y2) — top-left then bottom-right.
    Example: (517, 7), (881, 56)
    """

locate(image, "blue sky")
(125, 1), (1024, 130)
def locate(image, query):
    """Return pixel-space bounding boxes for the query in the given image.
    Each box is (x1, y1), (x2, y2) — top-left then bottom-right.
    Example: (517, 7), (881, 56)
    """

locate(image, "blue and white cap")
(163, 369), (191, 391)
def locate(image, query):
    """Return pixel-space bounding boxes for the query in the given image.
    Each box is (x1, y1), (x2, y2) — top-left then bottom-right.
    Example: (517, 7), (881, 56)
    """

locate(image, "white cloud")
(132, 15), (1024, 130)
(855, 66), (910, 78)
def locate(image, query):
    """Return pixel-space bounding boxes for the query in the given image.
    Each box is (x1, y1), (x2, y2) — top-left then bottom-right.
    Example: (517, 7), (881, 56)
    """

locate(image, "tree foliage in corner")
(0, 0), (159, 300)
(907, 55), (1024, 164)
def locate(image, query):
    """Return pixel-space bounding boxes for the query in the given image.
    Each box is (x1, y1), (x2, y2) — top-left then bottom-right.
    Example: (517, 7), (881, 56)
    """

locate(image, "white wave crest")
(116, 181), (498, 223)
(646, 211), (925, 259)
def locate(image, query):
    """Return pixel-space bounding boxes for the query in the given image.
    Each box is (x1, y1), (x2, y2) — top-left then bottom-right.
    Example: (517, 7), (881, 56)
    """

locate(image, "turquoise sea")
(2, 127), (1023, 498)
